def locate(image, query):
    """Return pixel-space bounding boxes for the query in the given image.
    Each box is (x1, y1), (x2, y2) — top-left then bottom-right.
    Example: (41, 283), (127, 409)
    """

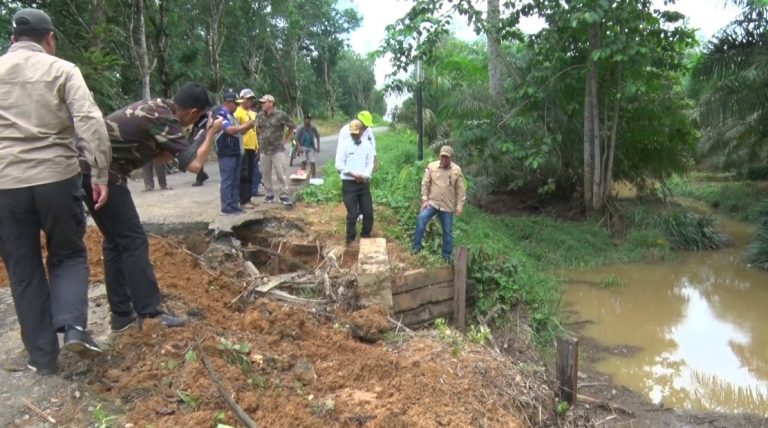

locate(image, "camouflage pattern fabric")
(102, 98), (189, 184)
(256, 109), (295, 155)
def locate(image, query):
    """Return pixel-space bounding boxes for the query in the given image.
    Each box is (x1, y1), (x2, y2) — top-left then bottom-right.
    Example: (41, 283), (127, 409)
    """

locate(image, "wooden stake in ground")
(452, 247), (468, 329)
(556, 336), (579, 404)
(22, 398), (56, 424)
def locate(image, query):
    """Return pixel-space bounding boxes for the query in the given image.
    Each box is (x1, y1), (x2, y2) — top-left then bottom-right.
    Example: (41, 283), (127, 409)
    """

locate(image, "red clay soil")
(82, 233), (547, 427)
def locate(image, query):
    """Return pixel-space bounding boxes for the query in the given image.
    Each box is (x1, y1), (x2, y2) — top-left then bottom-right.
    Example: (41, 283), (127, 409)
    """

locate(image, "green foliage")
(176, 389), (199, 410)
(91, 404), (117, 428)
(653, 210), (728, 251)
(555, 400), (570, 416)
(466, 324), (491, 345)
(184, 350), (198, 363)
(666, 175), (768, 221)
(434, 318), (465, 356)
(746, 202), (768, 269)
(598, 274), (625, 289)
(217, 338), (251, 375)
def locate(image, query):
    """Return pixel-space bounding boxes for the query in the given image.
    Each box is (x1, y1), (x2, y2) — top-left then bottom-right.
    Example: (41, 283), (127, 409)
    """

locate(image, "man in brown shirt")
(0, 8), (112, 374)
(412, 145), (466, 261)
(256, 94), (296, 205)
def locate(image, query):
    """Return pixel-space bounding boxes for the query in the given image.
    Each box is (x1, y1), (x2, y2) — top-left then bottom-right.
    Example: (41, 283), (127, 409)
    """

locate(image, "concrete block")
(356, 238), (392, 312)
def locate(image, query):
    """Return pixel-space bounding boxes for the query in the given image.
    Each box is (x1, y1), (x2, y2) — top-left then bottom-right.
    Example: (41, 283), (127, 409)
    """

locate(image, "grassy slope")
(300, 130), (668, 344)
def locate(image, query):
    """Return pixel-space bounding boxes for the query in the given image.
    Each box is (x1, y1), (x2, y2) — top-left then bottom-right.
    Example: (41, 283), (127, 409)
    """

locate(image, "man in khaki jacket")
(0, 8), (112, 374)
(412, 145), (466, 261)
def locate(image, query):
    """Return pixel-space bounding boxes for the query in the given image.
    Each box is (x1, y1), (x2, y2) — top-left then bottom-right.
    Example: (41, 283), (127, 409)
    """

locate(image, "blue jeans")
(251, 150), (262, 195)
(412, 205), (454, 260)
(219, 155), (242, 213)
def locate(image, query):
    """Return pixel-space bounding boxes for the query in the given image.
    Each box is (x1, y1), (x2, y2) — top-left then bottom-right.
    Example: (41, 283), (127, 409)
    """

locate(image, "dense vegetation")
(0, 0), (386, 118)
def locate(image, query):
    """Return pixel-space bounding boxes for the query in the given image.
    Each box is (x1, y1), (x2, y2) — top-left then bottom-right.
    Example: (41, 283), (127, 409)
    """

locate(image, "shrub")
(746, 202), (768, 270)
(653, 210), (728, 251)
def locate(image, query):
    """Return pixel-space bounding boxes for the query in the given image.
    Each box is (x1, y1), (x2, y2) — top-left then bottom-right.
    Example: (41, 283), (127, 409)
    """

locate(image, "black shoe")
(192, 181), (203, 187)
(27, 362), (57, 376)
(279, 195), (291, 205)
(264, 195), (275, 203)
(111, 313), (137, 333)
(138, 312), (188, 329)
(63, 326), (103, 359)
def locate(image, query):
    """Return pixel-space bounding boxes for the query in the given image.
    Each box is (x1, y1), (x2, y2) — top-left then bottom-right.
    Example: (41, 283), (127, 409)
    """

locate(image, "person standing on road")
(234, 89), (258, 208)
(80, 82), (223, 333)
(0, 8), (112, 374)
(296, 114), (321, 178)
(256, 94), (296, 205)
(412, 145), (466, 261)
(141, 159), (170, 191)
(335, 120), (374, 244)
(216, 89), (254, 214)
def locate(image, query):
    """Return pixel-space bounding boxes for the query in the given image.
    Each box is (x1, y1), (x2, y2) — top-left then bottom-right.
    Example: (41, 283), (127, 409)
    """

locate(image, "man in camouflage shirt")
(80, 82), (223, 332)
(256, 94), (296, 204)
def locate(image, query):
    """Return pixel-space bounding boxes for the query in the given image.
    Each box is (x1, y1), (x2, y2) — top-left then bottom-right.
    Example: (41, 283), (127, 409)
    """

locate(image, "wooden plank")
(396, 300), (454, 327)
(392, 281), (454, 313)
(452, 247), (468, 330)
(397, 266), (455, 293)
(556, 336), (579, 404)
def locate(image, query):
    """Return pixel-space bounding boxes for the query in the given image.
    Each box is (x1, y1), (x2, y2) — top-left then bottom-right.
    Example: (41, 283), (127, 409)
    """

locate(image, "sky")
(341, 0), (743, 100)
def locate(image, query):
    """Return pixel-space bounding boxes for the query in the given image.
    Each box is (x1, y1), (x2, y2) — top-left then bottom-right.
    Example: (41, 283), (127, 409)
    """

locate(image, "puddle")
(564, 218), (768, 415)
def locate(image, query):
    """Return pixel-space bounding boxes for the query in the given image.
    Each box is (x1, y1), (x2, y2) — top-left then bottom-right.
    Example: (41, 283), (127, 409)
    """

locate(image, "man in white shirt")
(335, 119), (374, 244)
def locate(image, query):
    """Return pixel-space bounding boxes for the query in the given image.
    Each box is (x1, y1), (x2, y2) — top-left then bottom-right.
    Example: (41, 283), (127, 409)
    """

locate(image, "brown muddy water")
(564, 216), (768, 415)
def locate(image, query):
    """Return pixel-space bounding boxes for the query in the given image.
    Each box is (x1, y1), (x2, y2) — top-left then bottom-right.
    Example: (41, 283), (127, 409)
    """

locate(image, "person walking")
(256, 94), (296, 205)
(412, 145), (466, 261)
(296, 114), (321, 178)
(141, 160), (170, 191)
(216, 89), (254, 214)
(335, 120), (374, 243)
(0, 8), (112, 374)
(80, 82), (223, 333)
(235, 89), (258, 208)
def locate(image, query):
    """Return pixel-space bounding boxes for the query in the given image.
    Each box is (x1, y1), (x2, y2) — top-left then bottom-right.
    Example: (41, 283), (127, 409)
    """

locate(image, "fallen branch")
(197, 342), (258, 428)
(578, 394), (635, 416)
(244, 244), (312, 272)
(388, 316), (417, 338)
(22, 398), (56, 424)
(266, 289), (330, 305)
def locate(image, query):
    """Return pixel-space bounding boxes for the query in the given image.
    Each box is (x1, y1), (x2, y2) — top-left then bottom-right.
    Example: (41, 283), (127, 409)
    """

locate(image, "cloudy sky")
(340, 0), (742, 95)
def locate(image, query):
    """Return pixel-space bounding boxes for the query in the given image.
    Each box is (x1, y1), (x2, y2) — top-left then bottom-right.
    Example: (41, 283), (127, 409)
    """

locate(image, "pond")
(564, 215), (768, 415)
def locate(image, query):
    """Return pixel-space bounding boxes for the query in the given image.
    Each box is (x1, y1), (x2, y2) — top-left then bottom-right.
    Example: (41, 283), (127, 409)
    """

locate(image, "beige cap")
(349, 119), (363, 135)
(439, 145), (453, 157)
(259, 94), (275, 103)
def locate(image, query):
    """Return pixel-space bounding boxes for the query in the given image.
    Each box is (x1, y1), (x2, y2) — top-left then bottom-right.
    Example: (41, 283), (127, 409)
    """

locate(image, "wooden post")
(556, 336), (579, 404)
(452, 247), (468, 329)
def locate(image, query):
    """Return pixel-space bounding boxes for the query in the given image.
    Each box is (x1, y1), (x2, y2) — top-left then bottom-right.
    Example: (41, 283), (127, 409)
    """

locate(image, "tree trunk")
(604, 66), (622, 201)
(487, 0), (504, 102)
(154, 0), (173, 98)
(323, 60), (336, 118)
(91, 0), (105, 49)
(583, 22), (601, 214)
(135, 0), (151, 100)
(207, 1), (227, 95)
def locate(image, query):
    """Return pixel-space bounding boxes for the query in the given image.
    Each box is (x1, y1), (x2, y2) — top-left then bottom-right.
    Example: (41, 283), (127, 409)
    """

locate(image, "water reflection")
(565, 247), (768, 415)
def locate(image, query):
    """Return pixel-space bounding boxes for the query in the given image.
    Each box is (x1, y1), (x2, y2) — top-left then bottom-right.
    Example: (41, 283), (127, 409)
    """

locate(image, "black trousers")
(82, 176), (162, 318)
(341, 180), (373, 240)
(0, 174), (89, 368)
(240, 149), (255, 204)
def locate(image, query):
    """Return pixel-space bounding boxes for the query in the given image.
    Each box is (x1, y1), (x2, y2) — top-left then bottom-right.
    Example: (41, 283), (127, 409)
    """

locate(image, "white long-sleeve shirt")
(335, 136), (374, 181)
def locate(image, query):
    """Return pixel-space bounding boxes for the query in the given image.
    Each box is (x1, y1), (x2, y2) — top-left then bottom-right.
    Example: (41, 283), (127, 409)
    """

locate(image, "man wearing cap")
(296, 114), (321, 178)
(0, 7), (112, 373)
(216, 89), (255, 214)
(335, 119), (375, 243)
(256, 94), (296, 205)
(235, 89), (259, 207)
(80, 82), (223, 334)
(412, 145), (466, 261)
(337, 110), (378, 171)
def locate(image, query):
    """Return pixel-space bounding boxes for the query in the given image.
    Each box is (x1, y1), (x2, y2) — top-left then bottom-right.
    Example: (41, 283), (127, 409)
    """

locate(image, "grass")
(665, 174), (768, 222)
(746, 202), (768, 270)
(311, 117), (348, 137)
(298, 130), (673, 346)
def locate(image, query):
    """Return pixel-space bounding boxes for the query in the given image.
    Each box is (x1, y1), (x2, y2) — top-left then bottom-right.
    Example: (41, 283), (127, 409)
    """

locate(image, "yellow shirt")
(234, 106), (258, 150)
